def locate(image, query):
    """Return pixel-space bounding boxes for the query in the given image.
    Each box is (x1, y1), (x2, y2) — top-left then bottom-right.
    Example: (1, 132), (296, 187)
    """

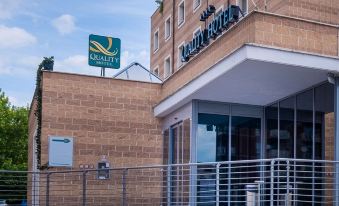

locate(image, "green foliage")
(0, 89), (28, 171)
(34, 56), (54, 170)
(155, 0), (163, 14)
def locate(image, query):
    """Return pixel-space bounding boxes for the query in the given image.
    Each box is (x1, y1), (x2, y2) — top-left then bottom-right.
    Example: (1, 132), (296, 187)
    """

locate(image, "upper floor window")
(215, 6), (223, 17)
(177, 42), (185, 68)
(193, 0), (201, 12)
(153, 67), (159, 77)
(178, 1), (185, 27)
(193, 27), (201, 37)
(153, 29), (159, 52)
(165, 16), (171, 41)
(238, 0), (248, 14)
(164, 56), (172, 79)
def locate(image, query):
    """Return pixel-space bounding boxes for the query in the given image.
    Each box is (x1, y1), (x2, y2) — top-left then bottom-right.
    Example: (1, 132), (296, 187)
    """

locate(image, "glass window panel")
(280, 97), (295, 158)
(315, 83), (334, 160)
(266, 103), (278, 158)
(296, 89), (313, 159)
(231, 116), (261, 160)
(197, 113), (229, 163)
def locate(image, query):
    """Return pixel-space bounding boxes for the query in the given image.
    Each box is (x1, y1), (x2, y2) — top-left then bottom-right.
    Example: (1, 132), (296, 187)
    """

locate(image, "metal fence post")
(122, 169), (127, 206)
(82, 171), (87, 206)
(286, 160), (290, 206)
(46, 173), (51, 206)
(270, 159), (275, 206)
(216, 163), (220, 206)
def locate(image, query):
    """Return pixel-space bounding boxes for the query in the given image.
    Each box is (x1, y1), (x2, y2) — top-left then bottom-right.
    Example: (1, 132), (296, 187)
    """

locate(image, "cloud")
(52, 14), (76, 35)
(0, 0), (22, 19)
(121, 49), (149, 68)
(0, 25), (37, 49)
(54, 49), (149, 77)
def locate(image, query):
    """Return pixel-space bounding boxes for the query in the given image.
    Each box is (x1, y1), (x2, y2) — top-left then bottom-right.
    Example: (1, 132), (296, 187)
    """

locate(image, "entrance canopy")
(154, 44), (339, 117)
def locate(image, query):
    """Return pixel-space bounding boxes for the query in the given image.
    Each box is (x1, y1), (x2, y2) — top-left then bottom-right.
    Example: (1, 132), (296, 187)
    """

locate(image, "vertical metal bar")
(46, 173), (50, 206)
(286, 160), (290, 206)
(278, 102), (280, 158)
(82, 171), (87, 206)
(216, 163), (220, 206)
(228, 106), (232, 206)
(167, 165), (171, 206)
(122, 169), (127, 206)
(270, 159), (275, 206)
(312, 88), (315, 206)
(294, 95), (297, 202)
(334, 77), (339, 205)
(261, 107), (265, 206)
(190, 100), (198, 205)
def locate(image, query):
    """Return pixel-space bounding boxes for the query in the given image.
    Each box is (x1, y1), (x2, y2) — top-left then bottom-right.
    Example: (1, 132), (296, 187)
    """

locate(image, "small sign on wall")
(48, 136), (73, 167)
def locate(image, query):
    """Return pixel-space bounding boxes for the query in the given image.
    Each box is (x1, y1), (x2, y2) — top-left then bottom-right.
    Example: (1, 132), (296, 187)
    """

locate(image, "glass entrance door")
(169, 122), (190, 205)
(196, 111), (262, 205)
(230, 116), (261, 204)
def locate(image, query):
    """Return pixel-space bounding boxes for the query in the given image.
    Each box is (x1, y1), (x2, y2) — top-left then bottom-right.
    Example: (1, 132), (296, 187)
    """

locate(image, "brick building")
(28, 0), (339, 205)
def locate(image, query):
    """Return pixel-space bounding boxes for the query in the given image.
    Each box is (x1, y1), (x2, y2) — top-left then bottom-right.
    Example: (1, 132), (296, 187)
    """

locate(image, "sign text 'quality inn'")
(181, 5), (242, 62)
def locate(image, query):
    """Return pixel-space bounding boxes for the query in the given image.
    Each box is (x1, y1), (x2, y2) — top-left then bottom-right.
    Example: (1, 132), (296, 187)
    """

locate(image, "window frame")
(193, 0), (201, 13)
(237, 0), (248, 15)
(177, 41), (185, 69)
(215, 6), (224, 17)
(153, 66), (159, 77)
(178, 0), (185, 28)
(153, 28), (160, 53)
(165, 15), (172, 41)
(164, 55), (172, 79)
(192, 26), (202, 38)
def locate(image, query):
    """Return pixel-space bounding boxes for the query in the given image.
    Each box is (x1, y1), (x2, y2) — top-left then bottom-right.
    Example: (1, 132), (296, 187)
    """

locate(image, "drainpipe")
(172, 0), (175, 74)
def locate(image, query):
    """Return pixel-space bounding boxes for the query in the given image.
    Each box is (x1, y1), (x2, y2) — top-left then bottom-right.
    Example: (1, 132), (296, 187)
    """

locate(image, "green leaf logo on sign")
(88, 34), (121, 69)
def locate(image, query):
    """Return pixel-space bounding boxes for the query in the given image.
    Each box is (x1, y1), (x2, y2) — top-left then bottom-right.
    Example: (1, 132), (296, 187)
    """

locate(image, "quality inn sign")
(88, 34), (121, 69)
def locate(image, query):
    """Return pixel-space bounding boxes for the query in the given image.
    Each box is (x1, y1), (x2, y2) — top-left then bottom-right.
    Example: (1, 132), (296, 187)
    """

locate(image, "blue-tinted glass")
(197, 113), (229, 162)
(280, 97), (295, 158)
(266, 103), (278, 158)
(296, 90), (313, 159)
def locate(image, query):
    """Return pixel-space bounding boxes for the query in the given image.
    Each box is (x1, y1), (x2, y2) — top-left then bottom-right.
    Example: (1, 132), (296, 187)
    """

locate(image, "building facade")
(28, 0), (339, 205)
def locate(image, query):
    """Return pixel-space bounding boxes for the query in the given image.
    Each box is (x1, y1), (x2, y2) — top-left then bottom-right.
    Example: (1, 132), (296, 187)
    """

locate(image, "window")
(193, 0), (201, 12)
(178, 1), (185, 27)
(164, 56), (171, 78)
(193, 27), (201, 37)
(165, 16), (171, 40)
(153, 29), (159, 52)
(177, 42), (185, 68)
(215, 6), (223, 17)
(238, 0), (248, 14)
(153, 67), (159, 77)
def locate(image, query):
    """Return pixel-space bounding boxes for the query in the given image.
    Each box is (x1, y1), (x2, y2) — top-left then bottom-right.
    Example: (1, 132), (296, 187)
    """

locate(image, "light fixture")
(328, 73), (336, 85)
(155, 0), (163, 4)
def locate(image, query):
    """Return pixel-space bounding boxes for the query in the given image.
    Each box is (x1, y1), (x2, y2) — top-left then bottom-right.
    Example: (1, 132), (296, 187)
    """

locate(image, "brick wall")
(40, 71), (163, 169)
(27, 71), (164, 205)
(159, 11), (338, 101)
(151, 0), (339, 82)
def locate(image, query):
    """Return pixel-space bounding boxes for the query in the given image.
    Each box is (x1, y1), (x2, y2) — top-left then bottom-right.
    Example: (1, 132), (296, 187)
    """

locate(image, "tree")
(0, 89), (28, 171)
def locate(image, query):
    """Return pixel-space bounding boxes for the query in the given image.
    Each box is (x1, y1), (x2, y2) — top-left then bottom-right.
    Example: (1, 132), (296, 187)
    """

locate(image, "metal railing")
(0, 158), (338, 205)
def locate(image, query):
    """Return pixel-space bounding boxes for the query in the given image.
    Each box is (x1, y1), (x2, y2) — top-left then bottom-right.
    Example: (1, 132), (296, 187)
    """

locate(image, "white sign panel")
(49, 136), (73, 167)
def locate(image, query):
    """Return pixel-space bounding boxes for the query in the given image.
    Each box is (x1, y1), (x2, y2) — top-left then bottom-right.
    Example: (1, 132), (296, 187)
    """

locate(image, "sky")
(0, 0), (158, 107)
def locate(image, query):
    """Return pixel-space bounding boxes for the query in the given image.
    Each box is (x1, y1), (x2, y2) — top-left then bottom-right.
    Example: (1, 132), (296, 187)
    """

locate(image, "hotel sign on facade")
(181, 5), (242, 62)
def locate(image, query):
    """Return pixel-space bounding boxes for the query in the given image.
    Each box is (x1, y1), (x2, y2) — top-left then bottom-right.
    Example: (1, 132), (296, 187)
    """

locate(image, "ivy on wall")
(155, 0), (163, 14)
(34, 56), (54, 170)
